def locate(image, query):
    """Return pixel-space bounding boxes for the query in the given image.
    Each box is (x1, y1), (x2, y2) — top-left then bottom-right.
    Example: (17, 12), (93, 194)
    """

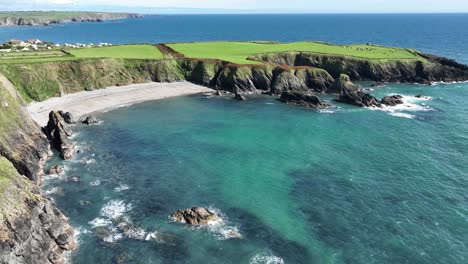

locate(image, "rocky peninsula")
(0, 11), (142, 26)
(1, 41), (468, 262)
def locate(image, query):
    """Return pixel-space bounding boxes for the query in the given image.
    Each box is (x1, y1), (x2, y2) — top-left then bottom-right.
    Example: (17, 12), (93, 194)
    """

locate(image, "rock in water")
(48, 165), (64, 175)
(81, 115), (98, 125)
(328, 74), (360, 94)
(381, 95), (404, 106)
(43, 111), (75, 160)
(335, 90), (382, 107)
(170, 207), (219, 225)
(233, 93), (247, 101)
(279, 91), (330, 108)
(330, 75), (382, 108)
(58, 111), (75, 124)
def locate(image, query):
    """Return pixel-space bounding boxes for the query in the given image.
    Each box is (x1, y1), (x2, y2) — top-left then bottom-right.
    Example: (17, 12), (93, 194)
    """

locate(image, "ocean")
(2, 14), (468, 264)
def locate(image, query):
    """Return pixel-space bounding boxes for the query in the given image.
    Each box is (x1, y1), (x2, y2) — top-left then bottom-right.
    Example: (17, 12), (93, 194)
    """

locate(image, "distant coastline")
(0, 11), (143, 26)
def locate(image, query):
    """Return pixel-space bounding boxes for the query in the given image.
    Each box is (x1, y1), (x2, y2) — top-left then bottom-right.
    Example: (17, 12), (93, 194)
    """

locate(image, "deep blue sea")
(0, 14), (468, 63)
(1, 14), (467, 264)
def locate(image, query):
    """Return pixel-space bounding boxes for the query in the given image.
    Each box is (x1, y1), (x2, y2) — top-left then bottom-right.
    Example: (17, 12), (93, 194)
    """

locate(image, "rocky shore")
(0, 12), (142, 27)
(0, 80), (76, 263)
(0, 42), (468, 262)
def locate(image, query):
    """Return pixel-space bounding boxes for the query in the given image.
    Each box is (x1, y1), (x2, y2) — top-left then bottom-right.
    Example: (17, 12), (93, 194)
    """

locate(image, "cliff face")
(2, 50), (468, 104)
(0, 12), (142, 26)
(0, 79), (49, 182)
(249, 52), (468, 83)
(0, 157), (76, 264)
(0, 80), (75, 263)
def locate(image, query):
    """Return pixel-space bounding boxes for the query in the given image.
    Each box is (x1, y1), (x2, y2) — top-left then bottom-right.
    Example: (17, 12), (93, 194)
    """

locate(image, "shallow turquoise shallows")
(43, 82), (468, 264)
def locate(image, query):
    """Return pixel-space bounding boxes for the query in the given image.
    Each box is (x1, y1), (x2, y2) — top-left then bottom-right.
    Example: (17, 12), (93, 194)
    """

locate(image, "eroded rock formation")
(43, 111), (75, 160)
(170, 207), (220, 225)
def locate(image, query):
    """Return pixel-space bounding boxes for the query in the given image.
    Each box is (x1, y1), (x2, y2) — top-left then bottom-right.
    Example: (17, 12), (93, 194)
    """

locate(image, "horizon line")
(3, 10), (468, 15)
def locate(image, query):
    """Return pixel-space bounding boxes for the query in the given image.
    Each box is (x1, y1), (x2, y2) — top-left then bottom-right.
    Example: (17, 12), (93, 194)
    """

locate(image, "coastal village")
(0, 38), (112, 52)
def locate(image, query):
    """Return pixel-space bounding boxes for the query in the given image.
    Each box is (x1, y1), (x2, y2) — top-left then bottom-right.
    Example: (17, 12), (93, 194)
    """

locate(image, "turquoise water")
(3, 13), (466, 263)
(43, 82), (468, 263)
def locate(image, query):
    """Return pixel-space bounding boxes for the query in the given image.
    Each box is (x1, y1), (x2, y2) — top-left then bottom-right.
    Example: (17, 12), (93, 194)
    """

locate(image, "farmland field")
(69, 45), (163, 59)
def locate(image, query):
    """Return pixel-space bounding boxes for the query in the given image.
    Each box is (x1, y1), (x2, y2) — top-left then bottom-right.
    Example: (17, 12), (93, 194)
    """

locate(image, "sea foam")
(250, 252), (284, 264)
(371, 94), (433, 119)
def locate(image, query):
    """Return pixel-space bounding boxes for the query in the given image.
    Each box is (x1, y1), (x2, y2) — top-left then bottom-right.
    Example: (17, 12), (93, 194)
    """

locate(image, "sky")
(2, 0), (468, 13)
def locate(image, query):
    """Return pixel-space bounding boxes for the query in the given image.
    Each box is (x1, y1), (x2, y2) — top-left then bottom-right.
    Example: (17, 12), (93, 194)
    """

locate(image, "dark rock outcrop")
(0, 157), (76, 264)
(81, 114), (98, 125)
(170, 207), (219, 225)
(43, 111), (75, 160)
(58, 111), (75, 124)
(381, 95), (404, 106)
(335, 89), (382, 108)
(280, 91), (330, 108)
(328, 74), (360, 94)
(0, 81), (50, 182)
(331, 74), (382, 107)
(47, 165), (64, 175)
(250, 51), (468, 83)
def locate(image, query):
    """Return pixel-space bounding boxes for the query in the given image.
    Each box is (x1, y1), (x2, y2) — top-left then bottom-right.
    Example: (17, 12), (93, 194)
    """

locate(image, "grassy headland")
(167, 41), (422, 64)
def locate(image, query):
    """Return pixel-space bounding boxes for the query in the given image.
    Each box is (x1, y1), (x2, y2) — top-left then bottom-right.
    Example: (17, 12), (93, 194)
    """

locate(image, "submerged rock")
(43, 111), (75, 160)
(381, 95), (404, 106)
(81, 114), (98, 125)
(233, 93), (247, 101)
(170, 207), (219, 225)
(279, 91), (330, 108)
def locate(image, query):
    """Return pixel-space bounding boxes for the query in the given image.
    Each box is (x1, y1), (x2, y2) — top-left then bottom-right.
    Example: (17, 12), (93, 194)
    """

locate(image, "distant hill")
(0, 11), (142, 26)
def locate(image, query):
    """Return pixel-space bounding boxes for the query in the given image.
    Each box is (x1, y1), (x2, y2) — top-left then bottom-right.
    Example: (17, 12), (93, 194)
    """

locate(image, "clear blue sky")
(4, 0), (468, 13)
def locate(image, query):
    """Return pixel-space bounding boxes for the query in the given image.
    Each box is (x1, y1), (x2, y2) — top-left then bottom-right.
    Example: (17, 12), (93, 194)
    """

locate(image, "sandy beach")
(27, 82), (213, 126)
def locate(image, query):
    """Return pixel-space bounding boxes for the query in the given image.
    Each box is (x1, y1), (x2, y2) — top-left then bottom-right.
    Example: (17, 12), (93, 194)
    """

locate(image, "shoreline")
(27, 82), (213, 126)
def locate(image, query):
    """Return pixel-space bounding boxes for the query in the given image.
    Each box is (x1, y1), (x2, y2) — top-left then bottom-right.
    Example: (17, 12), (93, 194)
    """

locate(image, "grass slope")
(69, 45), (163, 59)
(168, 41), (422, 64)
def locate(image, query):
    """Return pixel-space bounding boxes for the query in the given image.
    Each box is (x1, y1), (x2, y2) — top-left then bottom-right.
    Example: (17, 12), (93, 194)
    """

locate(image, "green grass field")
(168, 41), (421, 64)
(0, 50), (73, 64)
(69, 45), (163, 59)
(0, 42), (421, 65)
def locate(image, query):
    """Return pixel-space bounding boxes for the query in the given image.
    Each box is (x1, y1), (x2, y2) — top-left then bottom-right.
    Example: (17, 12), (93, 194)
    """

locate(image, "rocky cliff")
(0, 79), (50, 182)
(0, 80), (75, 263)
(0, 12), (142, 26)
(249, 51), (468, 83)
(0, 157), (76, 264)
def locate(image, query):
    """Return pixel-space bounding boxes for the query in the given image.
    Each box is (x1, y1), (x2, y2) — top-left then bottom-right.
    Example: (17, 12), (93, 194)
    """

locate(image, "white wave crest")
(88, 218), (112, 228)
(318, 109), (335, 114)
(114, 184), (130, 192)
(196, 207), (243, 240)
(389, 112), (416, 119)
(100, 200), (132, 220)
(103, 229), (123, 243)
(250, 253), (284, 264)
(89, 179), (101, 186)
(145, 232), (158, 241)
(371, 94), (433, 119)
(44, 187), (61, 195)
